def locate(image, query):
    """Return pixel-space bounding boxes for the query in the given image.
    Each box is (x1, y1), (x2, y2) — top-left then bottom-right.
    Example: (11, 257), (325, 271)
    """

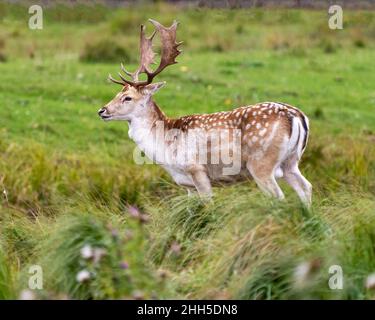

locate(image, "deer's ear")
(141, 82), (166, 96)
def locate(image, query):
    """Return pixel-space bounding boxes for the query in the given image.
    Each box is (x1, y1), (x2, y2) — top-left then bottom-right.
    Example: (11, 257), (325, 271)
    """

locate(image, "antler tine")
(119, 63), (140, 83)
(138, 23), (157, 75)
(118, 72), (132, 84)
(121, 63), (133, 77)
(144, 19), (182, 83)
(108, 74), (126, 86)
(108, 19), (181, 88)
(112, 24), (157, 86)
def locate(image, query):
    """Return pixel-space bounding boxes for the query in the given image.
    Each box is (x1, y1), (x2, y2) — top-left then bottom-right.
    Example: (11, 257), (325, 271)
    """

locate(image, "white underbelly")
(207, 163), (251, 183)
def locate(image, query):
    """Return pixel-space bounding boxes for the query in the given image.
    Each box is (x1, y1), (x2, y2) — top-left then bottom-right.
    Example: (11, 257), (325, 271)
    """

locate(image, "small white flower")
(19, 289), (36, 300)
(80, 245), (93, 259)
(365, 273), (375, 289)
(76, 270), (91, 283)
(293, 259), (321, 288)
(3, 189), (8, 201)
(294, 262), (311, 286)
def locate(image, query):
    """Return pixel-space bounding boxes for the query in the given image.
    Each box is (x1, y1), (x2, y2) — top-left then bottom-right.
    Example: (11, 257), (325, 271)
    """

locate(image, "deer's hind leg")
(246, 156), (285, 200)
(282, 155), (312, 207)
(189, 167), (213, 198)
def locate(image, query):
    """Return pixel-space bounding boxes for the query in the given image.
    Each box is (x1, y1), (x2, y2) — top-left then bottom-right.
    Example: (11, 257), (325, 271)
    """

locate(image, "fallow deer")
(98, 19), (312, 206)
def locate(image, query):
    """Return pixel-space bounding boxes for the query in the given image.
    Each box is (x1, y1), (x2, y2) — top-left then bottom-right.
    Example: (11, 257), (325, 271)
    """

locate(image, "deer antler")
(108, 19), (182, 88)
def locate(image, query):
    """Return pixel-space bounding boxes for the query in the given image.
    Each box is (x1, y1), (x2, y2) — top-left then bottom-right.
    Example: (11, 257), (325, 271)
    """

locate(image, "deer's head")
(98, 19), (182, 121)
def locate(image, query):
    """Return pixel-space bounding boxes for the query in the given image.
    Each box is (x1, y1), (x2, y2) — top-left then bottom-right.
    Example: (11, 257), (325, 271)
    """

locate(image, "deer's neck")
(127, 100), (169, 161)
(128, 99), (166, 132)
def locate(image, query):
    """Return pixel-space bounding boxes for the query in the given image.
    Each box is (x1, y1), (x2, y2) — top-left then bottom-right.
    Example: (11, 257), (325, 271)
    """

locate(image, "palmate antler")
(108, 19), (182, 88)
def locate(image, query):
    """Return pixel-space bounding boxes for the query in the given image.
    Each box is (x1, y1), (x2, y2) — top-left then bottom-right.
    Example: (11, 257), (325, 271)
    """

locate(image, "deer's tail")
(288, 112), (309, 161)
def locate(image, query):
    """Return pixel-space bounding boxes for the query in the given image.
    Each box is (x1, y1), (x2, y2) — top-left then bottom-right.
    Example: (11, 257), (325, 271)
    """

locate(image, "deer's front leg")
(189, 169), (213, 198)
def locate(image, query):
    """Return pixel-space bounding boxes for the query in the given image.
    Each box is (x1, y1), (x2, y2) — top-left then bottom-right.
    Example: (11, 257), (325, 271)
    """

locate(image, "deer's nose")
(98, 108), (106, 116)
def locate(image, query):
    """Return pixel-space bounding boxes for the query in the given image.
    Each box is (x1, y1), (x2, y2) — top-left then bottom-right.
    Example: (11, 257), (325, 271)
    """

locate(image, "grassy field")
(0, 2), (374, 299)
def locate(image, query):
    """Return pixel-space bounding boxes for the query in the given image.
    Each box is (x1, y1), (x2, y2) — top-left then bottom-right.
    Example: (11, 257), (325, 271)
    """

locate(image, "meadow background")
(0, 0), (374, 299)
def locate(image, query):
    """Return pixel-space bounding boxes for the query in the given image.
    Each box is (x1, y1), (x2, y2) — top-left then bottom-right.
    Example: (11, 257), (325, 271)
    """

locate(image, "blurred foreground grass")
(0, 2), (374, 299)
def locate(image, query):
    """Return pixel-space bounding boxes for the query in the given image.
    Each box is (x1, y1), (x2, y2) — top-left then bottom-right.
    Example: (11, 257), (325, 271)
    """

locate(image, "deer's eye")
(123, 96), (132, 102)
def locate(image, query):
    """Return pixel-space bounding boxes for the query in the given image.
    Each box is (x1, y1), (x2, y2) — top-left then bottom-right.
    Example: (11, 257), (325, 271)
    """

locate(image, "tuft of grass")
(313, 107), (325, 119)
(0, 52), (6, 62)
(0, 138), (164, 210)
(319, 39), (337, 54)
(265, 33), (291, 51)
(146, 189), (375, 299)
(353, 38), (366, 48)
(80, 39), (131, 63)
(0, 247), (14, 299)
(0, 37), (6, 62)
(21, 206), (167, 300)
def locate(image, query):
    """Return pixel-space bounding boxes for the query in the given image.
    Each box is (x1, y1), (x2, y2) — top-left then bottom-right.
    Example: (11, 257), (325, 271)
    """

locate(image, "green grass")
(0, 3), (374, 299)
(0, 246), (14, 299)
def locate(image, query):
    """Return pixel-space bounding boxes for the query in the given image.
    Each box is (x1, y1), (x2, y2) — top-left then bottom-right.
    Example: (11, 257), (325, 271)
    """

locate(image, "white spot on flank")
(262, 122), (279, 151)
(245, 124), (251, 130)
(259, 128), (267, 136)
(256, 123), (261, 129)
